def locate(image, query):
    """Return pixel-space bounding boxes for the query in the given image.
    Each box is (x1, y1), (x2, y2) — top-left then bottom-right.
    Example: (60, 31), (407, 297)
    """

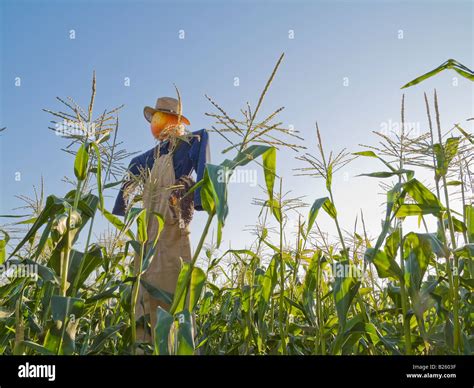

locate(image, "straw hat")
(143, 97), (191, 125)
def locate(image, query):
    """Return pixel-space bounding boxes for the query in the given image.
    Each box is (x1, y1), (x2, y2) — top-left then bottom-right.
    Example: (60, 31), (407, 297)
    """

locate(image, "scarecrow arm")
(112, 149), (155, 216)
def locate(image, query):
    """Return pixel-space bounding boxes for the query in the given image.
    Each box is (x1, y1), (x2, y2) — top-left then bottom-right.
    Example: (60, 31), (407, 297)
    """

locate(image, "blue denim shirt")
(112, 128), (210, 216)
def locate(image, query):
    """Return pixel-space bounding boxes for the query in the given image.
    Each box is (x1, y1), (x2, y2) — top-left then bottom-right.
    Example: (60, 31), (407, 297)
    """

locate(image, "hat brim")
(143, 106), (191, 125)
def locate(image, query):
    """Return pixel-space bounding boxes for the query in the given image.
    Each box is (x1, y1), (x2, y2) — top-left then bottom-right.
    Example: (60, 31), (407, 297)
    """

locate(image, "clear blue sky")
(1, 0), (473, 253)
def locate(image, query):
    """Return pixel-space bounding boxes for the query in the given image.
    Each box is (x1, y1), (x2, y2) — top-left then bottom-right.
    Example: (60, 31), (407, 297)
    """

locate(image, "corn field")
(0, 55), (472, 356)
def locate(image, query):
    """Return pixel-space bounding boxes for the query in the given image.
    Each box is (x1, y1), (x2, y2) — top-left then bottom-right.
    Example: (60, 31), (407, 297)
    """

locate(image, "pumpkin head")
(150, 111), (188, 140)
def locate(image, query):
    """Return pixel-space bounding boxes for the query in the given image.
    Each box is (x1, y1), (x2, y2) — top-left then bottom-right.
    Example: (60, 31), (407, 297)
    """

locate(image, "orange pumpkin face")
(150, 111), (189, 140)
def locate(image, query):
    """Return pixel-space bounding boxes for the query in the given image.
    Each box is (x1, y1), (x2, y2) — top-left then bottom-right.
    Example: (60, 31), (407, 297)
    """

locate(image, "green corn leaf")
(454, 244), (474, 259)
(85, 284), (121, 303)
(171, 262), (193, 313)
(153, 307), (174, 355)
(416, 233), (448, 258)
(68, 246), (103, 292)
(135, 208), (148, 243)
(365, 248), (403, 280)
(140, 243), (158, 274)
(256, 254), (279, 307)
(189, 267), (206, 312)
(466, 204), (474, 243)
(267, 198), (282, 223)
(8, 258), (59, 284)
(333, 262), (361, 328)
(396, 179), (443, 218)
(176, 310), (195, 355)
(357, 169), (414, 179)
(403, 179), (442, 208)
(353, 150), (378, 158)
(307, 197), (336, 233)
(453, 66), (474, 81)
(403, 233), (432, 297)
(140, 278), (174, 306)
(45, 296), (85, 355)
(101, 208), (135, 240)
(301, 250), (322, 323)
(353, 150), (397, 172)
(366, 183), (403, 265)
(51, 296), (85, 323)
(401, 61), (450, 89)
(0, 230), (10, 265)
(231, 145), (273, 168)
(22, 341), (55, 355)
(262, 147), (276, 201)
(323, 199), (337, 219)
(206, 164), (229, 225)
(33, 220), (53, 260)
(88, 322), (125, 354)
(74, 143), (89, 181)
(76, 193), (99, 219)
(396, 204), (442, 217)
(103, 180), (123, 189)
(201, 164), (228, 247)
(401, 59), (474, 89)
(152, 212), (165, 247)
(384, 228), (400, 258)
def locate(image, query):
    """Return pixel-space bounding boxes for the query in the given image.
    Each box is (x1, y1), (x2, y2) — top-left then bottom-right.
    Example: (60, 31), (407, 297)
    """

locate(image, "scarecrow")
(112, 96), (210, 342)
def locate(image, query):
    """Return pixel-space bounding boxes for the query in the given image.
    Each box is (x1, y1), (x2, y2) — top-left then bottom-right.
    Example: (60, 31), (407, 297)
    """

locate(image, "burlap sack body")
(134, 147), (192, 341)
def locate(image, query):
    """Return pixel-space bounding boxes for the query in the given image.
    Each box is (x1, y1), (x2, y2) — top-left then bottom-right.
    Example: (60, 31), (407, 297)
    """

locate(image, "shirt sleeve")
(190, 129), (210, 211)
(112, 149), (155, 216)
